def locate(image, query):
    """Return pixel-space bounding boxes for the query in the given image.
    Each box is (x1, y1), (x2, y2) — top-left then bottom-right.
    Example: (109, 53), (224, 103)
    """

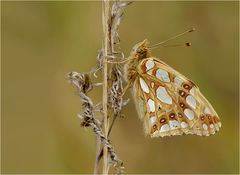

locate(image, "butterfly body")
(124, 39), (221, 138)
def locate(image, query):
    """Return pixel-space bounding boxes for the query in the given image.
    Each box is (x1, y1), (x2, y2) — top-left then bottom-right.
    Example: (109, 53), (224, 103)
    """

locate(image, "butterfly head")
(131, 39), (151, 59)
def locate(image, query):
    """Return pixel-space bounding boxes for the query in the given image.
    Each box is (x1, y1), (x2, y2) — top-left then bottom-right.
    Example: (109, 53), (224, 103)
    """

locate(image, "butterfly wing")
(132, 57), (221, 138)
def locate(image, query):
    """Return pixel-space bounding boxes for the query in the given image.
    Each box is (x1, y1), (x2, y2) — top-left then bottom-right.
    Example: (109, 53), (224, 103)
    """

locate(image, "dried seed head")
(67, 72), (93, 93)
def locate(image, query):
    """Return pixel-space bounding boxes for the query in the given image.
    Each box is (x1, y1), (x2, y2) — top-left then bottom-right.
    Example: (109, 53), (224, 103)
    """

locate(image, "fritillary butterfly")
(123, 39), (221, 138)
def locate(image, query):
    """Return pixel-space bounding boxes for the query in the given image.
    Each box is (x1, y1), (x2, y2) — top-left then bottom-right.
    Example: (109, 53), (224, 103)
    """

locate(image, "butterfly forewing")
(131, 56), (221, 138)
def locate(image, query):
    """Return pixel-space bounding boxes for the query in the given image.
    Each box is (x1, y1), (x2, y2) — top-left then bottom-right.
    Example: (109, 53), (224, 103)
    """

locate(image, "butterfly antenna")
(149, 28), (195, 49)
(162, 42), (192, 48)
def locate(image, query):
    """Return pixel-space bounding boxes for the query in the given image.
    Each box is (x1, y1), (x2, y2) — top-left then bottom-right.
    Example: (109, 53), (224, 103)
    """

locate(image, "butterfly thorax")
(124, 39), (151, 83)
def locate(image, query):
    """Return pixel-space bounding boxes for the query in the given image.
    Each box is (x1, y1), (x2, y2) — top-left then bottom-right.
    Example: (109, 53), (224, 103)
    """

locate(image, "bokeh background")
(1, 1), (239, 174)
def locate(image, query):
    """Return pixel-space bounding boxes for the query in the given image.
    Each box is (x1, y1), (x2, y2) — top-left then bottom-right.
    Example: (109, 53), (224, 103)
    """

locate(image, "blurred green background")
(1, 1), (239, 174)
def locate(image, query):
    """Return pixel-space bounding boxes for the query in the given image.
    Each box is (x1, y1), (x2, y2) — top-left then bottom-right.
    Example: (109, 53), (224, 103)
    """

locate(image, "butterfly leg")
(120, 80), (133, 98)
(106, 57), (131, 64)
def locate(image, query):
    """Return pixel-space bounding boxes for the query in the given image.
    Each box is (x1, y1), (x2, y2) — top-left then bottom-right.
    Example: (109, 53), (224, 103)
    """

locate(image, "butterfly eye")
(131, 42), (142, 54)
(131, 46), (138, 53)
(131, 40), (149, 55)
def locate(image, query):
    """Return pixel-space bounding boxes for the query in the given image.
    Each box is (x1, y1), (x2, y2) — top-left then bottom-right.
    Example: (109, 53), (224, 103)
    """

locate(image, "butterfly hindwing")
(132, 57), (221, 138)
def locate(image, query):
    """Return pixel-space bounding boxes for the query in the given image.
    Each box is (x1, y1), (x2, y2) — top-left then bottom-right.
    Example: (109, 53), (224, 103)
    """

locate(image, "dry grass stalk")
(102, 1), (110, 173)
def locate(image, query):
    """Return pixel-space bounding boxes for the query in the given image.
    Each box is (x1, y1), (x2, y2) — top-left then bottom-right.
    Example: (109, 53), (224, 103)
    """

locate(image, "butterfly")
(123, 39), (221, 138)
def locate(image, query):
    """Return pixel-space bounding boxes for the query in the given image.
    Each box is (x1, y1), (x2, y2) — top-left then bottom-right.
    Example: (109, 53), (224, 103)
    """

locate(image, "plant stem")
(102, 0), (110, 174)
